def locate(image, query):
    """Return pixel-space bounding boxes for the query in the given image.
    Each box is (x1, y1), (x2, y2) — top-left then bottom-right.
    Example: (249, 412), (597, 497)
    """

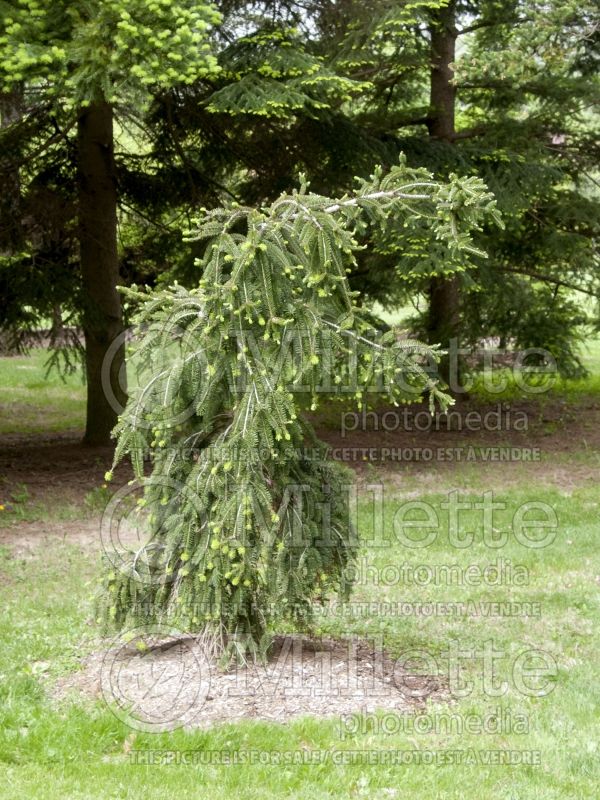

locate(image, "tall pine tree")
(0, 0), (221, 442)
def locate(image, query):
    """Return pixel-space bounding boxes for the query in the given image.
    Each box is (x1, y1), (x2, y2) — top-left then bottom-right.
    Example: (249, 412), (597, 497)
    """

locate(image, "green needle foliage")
(99, 158), (500, 661)
(0, 0), (221, 103)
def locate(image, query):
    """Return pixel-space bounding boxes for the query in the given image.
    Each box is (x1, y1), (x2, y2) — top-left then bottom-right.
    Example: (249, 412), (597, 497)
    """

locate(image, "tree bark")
(428, 0), (456, 141)
(427, 0), (461, 387)
(77, 100), (126, 446)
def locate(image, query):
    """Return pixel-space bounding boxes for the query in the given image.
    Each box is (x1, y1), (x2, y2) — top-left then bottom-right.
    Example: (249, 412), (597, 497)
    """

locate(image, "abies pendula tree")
(100, 159), (501, 661)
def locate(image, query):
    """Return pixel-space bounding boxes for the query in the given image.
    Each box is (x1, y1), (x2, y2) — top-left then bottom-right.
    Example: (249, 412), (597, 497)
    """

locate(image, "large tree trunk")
(77, 100), (126, 446)
(427, 0), (461, 387)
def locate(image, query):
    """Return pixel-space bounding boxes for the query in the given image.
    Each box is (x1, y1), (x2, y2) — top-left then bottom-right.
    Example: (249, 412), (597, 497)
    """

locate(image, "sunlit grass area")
(0, 486), (598, 798)
(2, 337), (599, 413)
(0, 350), (86, 435)
(467, 338), (600, 404)
(3, 334), (599, 437)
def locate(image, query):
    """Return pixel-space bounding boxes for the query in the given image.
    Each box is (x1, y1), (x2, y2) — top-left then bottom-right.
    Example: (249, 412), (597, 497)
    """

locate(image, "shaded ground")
(311, 394), (600, 491)
(1, 395), (598, 522)
(1, 394), (598, 565)
(0, 433), (123, 509)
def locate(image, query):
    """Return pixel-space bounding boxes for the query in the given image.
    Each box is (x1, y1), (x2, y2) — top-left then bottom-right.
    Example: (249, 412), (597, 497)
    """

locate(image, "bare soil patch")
(0, 518), (102, 557)
(0, 432), (128, 508)
(53, 633), (445, 731)
(0, 517), (146, 558)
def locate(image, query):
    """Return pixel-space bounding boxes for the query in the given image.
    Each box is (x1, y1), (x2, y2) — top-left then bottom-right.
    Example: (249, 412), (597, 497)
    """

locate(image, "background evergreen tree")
(0, 0), (221, 442)
(171, 0), (598, 380)
(1, 0), (597, 423)
(321, 0), (600, 379)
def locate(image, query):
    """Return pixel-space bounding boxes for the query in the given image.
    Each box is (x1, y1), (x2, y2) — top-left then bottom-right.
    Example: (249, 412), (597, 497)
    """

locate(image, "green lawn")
(0, 343), (599, 797)
(0, 349), (86, 435)
(0, 485), (598, 798)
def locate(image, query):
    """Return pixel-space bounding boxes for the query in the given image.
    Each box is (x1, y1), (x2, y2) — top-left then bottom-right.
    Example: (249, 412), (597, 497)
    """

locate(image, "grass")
(0, 342), (599, 797)
(0, 349), (85, 435)
(0, 485), (598, 798)
(466, 337), (600, 405)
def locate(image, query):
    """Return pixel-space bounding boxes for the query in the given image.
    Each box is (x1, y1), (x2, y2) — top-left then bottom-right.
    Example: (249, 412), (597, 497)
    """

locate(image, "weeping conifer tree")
(99, 158), (501, 662)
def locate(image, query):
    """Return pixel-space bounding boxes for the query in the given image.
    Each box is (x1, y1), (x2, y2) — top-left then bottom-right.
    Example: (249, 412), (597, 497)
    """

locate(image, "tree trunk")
(77, 100), (126, 446)
(428, 0), (456, 141)
(427, 0), (461, 387)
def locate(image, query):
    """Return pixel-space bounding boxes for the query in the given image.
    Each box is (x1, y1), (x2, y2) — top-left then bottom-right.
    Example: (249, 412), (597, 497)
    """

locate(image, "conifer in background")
(322, 0), (600, 377)
(0, 0), (221, 442)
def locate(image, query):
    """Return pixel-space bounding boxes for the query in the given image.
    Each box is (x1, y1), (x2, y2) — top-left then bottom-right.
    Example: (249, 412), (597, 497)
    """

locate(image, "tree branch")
(498, 266), (599, 296)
